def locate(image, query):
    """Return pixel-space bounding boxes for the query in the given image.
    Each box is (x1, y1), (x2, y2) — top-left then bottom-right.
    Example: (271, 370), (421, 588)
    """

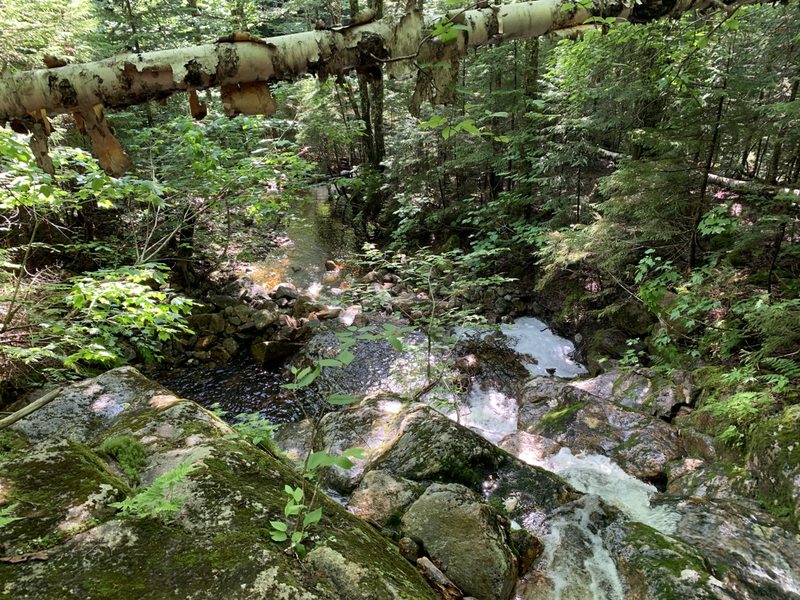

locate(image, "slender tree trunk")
(766, 78), (798, 185)
(689, 93), (725, 270)
(767, 221), (787, 296)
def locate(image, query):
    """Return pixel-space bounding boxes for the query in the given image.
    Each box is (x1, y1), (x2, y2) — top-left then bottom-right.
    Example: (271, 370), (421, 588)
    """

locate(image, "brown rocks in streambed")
(325, 260), (338, 271)
(249, 340), (302, 364)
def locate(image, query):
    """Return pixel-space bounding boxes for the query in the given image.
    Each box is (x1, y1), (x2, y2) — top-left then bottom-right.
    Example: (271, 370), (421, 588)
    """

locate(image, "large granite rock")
(519, 377), (686, 481)
(0, 368), (439, 600)
(347, 470), (422, 529)
(571, 367), (699, 420)
(402, 483), (517, 600)
(655, 497), (800, 600)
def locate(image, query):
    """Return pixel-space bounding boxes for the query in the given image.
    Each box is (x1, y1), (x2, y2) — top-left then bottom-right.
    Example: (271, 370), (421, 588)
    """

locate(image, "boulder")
(293, 296), (327, 319)
(498, 432), (562, 465)
(747, 404), (800, 525)
(271, 282), (300, 300)
(402, 483), (517, 600)
(252, 309), (277, 331)
(519, 377), (686, 481)
(314, 394), (413, 494)
(207, 292), (239, 310)
(655, 497), (800, 599)
(0, 368), (440, 600)
(665, 458), (759, 505)
(363, 403), (580, 517)
(608, 299), (656, 337)
(585, 328), (628, 376)
(603, 519), (731, 600)
(186, 312), (225, 335)
(208, 346), (231, 364)
(572, 367), (699, 420)
(347, 470), (421, 528)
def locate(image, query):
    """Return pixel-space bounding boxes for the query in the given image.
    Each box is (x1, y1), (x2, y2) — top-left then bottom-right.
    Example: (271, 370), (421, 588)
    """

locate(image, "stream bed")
(157, 188), (800, 600)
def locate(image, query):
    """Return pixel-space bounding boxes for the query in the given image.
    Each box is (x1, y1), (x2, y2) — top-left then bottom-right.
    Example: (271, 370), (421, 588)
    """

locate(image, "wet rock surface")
(655, 497), (800, 600)
(519, 377), (686, 481)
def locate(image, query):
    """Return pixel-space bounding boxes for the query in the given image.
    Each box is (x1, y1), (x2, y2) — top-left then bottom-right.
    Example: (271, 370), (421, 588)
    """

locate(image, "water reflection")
(157, 355), (316, 424)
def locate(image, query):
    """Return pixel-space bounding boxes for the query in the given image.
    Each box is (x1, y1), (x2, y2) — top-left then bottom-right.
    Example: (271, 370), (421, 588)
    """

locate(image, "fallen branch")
(0, 386), (63, 431)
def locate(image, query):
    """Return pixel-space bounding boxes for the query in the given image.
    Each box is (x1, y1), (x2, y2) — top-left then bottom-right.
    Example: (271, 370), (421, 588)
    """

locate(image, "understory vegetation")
(1, 0), (798, 435)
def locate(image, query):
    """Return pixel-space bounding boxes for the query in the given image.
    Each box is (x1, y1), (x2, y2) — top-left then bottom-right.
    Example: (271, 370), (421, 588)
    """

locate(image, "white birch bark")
(0, 0), (753, 174)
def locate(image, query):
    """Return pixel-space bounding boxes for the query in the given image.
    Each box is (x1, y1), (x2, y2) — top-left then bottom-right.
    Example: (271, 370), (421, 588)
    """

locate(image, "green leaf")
(295, 542), (307, 559)
(338, 350), (355, 365)
(291, 531), (304, 543)
(387, 336), (403, 352)
(270, 521), (288, 532)
(303, 508), (322, 527)
(285, 503), (304, 516)
(461, 122), (481, 136)
(328, 393), (359, 405)
(318, 359), (342, 367)
(271, 531), (288, 542)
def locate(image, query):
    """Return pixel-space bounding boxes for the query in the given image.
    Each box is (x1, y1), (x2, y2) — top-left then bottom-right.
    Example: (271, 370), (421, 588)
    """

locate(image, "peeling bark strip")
(0, 0), (752, 174)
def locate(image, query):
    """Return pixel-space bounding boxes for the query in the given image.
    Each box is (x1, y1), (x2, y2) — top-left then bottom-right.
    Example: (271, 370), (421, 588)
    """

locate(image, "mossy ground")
(0, 372), (439, 600)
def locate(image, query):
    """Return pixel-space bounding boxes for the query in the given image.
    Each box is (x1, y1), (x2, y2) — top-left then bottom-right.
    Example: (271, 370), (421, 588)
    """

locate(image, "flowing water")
(158, 188), (799, 600)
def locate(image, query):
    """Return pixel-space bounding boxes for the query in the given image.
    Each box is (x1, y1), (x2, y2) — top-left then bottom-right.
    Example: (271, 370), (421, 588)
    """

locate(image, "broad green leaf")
(328, 394), (359, 405)
(270, 521), (288, 532)
(318, 359), (342, 367)
(388, 336), (403, 352)
(338, 350), (355, 365)
(303, 508), (323, 527)
(271, 531), (288, 542)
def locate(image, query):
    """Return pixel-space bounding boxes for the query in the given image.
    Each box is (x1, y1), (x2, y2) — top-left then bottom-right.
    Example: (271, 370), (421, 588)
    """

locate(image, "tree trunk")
(0, 0), (753, 175)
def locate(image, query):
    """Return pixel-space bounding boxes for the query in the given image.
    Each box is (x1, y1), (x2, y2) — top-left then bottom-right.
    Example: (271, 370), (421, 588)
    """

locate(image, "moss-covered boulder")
(665, 458), (759, 507)
(604, 520), (727, 599)
(653, 497), (800, 599)
(362, 403), (580, 515)
(748, 404), (800, 525)
(0, 368), (439, 600)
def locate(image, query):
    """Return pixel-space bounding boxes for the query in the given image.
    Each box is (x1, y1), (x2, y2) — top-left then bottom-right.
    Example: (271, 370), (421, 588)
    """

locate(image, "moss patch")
(98, 435), (149, 484)
(537, 401), (588, 434)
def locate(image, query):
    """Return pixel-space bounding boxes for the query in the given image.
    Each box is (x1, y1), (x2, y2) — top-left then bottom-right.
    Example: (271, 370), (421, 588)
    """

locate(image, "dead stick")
(0, 387), (63, 430)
